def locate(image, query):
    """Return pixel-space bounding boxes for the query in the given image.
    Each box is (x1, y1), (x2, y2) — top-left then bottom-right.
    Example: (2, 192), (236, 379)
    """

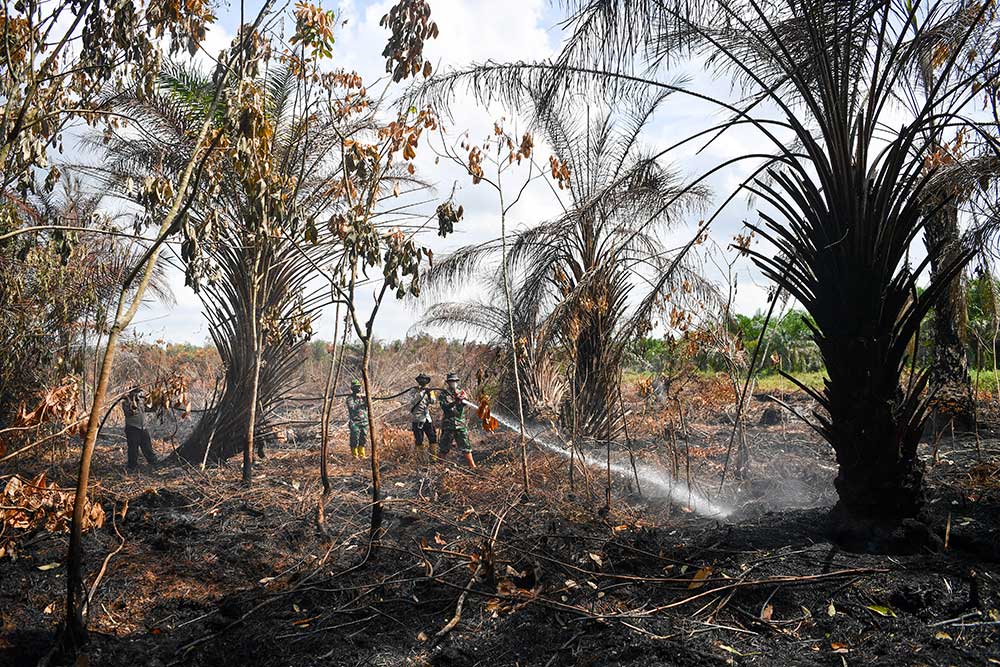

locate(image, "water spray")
(466, 398), (731, 519)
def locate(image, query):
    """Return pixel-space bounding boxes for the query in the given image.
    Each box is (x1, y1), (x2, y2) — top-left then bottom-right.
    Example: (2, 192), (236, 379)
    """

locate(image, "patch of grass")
(623, 368), (828, 394)
(970, 368), (1000, 397)
(753, 371), (827, 393)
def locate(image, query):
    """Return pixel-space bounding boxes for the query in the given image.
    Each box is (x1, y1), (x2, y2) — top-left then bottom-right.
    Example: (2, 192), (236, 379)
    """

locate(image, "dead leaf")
(588, 553), (603, 567)
(761, 603), (773, 620)
(830, 642), (849, 653)
(827, 602), (836, 617)
(433, 533), (446, 545)
(864, 604), (897, 618)
(37, 562), (61, 571)
(416, 631), (428, 641)
(688, 566), (712, 589)
(934, 631), (952, 640)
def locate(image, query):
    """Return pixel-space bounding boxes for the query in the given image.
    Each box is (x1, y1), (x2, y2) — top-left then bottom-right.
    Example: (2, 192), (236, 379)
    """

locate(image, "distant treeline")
(634, 275), (1000, 376)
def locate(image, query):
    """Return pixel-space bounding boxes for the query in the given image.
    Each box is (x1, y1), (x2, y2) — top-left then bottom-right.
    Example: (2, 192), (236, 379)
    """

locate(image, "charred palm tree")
(421, 90), (711, 435)
(419, 0), (1000, 539)
(897, 3), (1000, 431)
(96, 62), (346, 463)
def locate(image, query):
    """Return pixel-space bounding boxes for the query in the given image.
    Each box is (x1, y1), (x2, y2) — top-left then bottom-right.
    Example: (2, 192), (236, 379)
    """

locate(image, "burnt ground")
(1, 396), (999, 667)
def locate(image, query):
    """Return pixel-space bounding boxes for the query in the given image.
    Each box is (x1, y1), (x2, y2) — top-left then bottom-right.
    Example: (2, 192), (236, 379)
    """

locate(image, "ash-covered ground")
(2, 392), (998, 666)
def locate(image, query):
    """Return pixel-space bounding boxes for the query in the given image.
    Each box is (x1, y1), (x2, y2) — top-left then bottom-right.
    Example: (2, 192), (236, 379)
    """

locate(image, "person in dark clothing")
(122, 387), (157, 471)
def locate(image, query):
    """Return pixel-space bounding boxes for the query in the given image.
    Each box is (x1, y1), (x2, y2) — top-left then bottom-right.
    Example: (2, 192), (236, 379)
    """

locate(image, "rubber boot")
(358, 446), (366, 459)
(462, 451), (476, 469)
(351, 447), (359, 459)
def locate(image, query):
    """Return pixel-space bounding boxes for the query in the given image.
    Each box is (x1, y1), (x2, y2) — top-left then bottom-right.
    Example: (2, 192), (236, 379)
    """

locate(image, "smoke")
(475, 403), (732, 519)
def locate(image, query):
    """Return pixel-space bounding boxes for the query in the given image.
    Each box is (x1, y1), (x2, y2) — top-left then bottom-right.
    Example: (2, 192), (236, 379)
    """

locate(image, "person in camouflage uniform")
(438, 372), (475, 468)
(409, 372), (436, 452)
(346, 379), (368, 459)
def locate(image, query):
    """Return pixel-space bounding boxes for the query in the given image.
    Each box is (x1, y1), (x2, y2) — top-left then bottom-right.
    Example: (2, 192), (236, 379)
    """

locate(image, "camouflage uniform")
(346, 393), (368, 455)
(409, 387), (437, 447)
(438, 389), (471, 455)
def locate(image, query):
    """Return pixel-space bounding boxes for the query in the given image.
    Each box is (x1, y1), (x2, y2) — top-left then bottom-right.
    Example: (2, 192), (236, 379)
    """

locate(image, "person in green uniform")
(346, 379), (368, 459)
(438, 372), (475, 468)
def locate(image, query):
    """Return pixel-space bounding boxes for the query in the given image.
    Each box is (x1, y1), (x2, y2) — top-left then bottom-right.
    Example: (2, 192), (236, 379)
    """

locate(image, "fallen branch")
(434, 564), (481, 640)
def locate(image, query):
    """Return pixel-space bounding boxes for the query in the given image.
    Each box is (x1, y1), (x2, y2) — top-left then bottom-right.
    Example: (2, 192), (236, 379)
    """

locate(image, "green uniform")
(346, 394), (368, 450)
(438, 389), (471, 454)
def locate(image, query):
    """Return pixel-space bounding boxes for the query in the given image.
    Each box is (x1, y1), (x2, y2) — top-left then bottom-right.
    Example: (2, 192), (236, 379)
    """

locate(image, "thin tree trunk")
(361, 338), (382, 540)
(319, 304), (343, 496)
(569, 368), (577, 494)
(243, 252), (261, 487)
(499, 207), (529, 496)
(64, 300), (123, 648)
(618, 382), (642, 497)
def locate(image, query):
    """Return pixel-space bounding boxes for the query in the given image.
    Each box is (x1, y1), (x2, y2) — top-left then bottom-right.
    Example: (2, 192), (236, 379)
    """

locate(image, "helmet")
(350, 379), (362, 389)
(416, 372), (431, 384)
(446, 372), (460, 383)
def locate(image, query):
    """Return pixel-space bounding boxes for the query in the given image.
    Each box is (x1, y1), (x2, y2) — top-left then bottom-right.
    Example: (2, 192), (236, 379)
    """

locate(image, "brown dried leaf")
(688, 566), (712, 589)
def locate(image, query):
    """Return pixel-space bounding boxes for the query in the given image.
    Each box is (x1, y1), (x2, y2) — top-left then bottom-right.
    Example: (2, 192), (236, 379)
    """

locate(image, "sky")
(129, 0), (775, 346)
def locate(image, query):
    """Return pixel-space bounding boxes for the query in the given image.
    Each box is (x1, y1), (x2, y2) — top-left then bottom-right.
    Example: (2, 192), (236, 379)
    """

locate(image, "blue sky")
(130, 0), (773, 345)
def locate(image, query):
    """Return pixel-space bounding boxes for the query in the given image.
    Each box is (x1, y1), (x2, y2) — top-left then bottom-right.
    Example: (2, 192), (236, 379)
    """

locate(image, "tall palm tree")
(95, 61), (347, 463)
(422, 88), (711, 434)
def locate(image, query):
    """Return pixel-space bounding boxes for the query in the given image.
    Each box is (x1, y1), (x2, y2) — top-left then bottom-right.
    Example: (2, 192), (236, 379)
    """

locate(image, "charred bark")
(925, 201), (975, 432)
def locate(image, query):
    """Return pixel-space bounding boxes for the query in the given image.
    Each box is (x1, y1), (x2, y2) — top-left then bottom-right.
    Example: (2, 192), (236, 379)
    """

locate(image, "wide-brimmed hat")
(350, 378), (362, 388)
(446, 372), (460, 383)
(416, 372), (431, 383)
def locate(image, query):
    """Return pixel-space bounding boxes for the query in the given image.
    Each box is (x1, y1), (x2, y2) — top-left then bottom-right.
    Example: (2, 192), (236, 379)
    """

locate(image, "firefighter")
(438, 372), (475, 468)
(346, 379), (368, 459)
(122, 387), (158, 471)
(409, 372), (436, 453)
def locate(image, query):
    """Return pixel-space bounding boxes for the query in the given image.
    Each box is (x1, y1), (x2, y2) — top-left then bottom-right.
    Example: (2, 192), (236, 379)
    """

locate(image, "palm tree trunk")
(925, 200), (975, 431)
